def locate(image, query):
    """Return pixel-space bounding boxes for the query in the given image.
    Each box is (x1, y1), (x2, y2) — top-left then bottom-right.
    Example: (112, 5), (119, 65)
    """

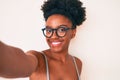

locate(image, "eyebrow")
(46, 25), (69, 28)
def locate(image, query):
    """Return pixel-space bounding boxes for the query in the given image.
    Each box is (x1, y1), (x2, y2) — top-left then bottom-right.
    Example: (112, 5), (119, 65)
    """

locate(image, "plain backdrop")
(0, 0), (120, 80)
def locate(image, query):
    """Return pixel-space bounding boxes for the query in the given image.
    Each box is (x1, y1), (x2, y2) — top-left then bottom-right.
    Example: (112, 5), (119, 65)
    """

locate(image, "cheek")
(66, 31), (74, 39)
(64, 34), (72, 43)
(46, 38), (49, 45)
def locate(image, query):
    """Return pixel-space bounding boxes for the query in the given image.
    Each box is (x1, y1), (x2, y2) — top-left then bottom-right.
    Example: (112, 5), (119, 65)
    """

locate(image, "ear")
(71, 29), (76, 38)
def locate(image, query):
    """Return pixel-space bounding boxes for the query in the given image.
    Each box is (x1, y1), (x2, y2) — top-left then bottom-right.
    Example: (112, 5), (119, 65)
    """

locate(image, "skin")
(0, 14), (82, 80)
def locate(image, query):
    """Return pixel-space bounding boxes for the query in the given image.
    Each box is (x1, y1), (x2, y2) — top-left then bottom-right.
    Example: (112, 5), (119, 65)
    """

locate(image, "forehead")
(46, 14), (72, 28)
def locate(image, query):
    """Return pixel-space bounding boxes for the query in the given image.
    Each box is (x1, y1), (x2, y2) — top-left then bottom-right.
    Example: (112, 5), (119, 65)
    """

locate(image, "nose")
(51, 30), (58, 38)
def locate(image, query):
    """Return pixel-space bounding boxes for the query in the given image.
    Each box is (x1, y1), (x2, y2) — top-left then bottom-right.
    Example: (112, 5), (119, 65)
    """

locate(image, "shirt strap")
(72, 56), (80, 80)
(41, 52), (50, 80)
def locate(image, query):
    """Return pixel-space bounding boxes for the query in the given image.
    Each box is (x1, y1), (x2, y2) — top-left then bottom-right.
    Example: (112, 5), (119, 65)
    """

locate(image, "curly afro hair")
(41, 0), (86, 28)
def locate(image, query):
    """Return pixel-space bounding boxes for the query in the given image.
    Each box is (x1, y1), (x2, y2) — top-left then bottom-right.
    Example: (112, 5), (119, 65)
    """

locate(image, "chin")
(50, 47), (63, 53)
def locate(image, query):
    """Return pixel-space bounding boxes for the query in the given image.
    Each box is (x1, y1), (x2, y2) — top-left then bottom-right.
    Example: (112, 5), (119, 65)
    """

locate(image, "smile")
(51, 41), (62, 46)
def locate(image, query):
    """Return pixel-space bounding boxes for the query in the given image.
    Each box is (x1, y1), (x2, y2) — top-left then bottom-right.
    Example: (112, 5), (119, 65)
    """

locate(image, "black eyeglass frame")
(42, 26), (74, 38)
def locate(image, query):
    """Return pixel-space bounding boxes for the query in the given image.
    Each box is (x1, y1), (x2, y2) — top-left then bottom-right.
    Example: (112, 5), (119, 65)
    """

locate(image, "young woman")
(0, 0), (86, 80)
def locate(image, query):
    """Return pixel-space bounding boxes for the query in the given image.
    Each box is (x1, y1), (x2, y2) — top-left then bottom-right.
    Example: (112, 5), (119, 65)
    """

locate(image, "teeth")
(52, 42), (61, 45)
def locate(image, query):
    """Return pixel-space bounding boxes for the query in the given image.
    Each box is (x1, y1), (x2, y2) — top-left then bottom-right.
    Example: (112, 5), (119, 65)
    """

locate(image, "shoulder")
(74, 56), (82, 66)
(26, 50), (43, 59)
(26, 50), (39, 55)
(73, 56), (82, 75)
(26, 50), (46, 69)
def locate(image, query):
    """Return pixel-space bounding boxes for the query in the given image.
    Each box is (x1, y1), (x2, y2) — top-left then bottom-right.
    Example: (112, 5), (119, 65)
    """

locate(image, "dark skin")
(0, 14), (82, 80)
(30, 14), (82, 80)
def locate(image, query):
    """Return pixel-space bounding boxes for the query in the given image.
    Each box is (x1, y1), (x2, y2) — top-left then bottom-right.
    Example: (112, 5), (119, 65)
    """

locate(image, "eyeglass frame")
(41, 26), (75, 38)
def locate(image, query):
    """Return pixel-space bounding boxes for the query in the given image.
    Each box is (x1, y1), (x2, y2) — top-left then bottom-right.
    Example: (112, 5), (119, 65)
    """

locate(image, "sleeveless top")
(42, 52), (80, 80)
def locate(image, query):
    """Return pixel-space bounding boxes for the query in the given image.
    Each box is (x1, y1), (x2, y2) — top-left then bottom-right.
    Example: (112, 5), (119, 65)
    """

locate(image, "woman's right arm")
(0, 41), (38, 78)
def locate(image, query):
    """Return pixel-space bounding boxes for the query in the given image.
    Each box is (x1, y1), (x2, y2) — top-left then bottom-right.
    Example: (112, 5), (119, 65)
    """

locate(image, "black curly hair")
(41, 0), (86, 29)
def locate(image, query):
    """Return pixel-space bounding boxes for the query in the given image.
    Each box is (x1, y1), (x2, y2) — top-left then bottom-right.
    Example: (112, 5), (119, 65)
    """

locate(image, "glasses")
(42, 26), (74, 38)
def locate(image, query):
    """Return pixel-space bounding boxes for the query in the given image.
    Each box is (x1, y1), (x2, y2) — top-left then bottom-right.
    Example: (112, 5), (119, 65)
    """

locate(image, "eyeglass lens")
(42, 26), (71, 38)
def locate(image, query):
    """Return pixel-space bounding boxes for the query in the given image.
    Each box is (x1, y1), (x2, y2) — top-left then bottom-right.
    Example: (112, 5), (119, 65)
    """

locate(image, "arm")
(0, 41), (38, 78)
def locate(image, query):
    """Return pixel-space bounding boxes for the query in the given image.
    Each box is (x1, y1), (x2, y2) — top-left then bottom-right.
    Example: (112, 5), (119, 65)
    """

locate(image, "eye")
(46, 28), (52, 33)
(58, 27), (66, 32)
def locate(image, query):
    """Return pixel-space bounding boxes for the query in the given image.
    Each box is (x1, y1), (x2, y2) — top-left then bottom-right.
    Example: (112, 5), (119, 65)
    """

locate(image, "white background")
(0, 0), (120, 80)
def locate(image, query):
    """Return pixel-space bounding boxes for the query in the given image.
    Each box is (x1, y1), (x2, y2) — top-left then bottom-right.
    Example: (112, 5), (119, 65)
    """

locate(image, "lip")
(51, 41), (62, 47)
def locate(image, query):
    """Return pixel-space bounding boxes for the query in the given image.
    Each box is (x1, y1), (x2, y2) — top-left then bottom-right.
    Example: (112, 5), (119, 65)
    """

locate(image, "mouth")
(51, 41), (62, 47)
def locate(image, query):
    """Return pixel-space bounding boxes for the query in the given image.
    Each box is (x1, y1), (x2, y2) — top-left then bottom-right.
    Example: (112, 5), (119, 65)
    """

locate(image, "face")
(45, 14), (76, 53)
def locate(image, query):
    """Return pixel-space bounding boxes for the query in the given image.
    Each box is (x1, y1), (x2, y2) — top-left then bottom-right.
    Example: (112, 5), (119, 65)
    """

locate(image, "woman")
(0, 0), (86, 80)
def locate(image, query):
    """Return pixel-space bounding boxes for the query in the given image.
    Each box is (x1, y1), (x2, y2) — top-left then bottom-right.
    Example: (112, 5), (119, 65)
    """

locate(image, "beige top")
(42, 52), (80, 80)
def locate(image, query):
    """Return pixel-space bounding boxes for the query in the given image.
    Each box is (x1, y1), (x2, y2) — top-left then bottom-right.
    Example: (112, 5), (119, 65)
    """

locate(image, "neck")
(48, 49), (70, 63)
